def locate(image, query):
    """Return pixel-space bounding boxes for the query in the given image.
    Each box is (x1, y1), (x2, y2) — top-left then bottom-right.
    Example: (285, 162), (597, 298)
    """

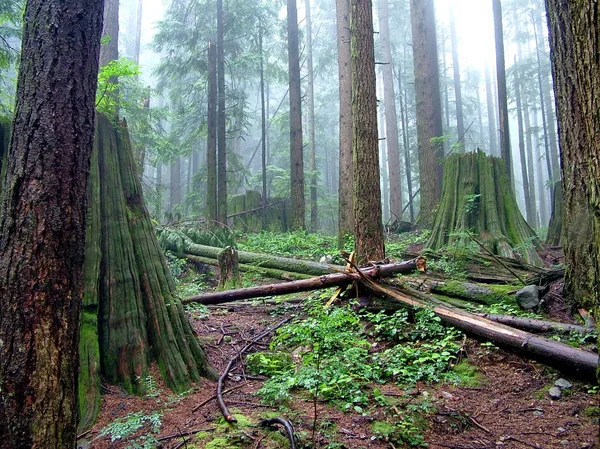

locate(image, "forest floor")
(81, 237), (599, 449)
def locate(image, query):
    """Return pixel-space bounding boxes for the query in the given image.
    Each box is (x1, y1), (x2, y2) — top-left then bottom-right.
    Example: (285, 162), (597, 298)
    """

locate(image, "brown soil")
(81, 295), (599, 449)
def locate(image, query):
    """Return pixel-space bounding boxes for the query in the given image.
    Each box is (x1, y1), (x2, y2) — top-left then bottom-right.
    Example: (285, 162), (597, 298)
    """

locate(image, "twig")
(468, 416), (491, 434)
(192, 383), (247, 413)
(259, 417), (298, 449)
(217, 317), (292, 423)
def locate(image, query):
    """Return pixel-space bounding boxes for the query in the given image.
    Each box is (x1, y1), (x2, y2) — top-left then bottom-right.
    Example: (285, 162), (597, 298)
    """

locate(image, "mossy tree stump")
(427, 151), (543, 266)
(78, 114), (217, 431)
(217, 246), (241, 290)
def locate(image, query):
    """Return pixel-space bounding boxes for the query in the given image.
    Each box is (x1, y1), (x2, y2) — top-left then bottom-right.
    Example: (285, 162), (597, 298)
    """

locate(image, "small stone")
(223, 335), (232, 342)
(555, 378), (573, 390)
(557, 427), (567, 434)
(441, 391), (454, 399)
(549, 387), (562, 399)
(533, 409), (544, 416)
(516, 285), (541, 310)
(560, 440), (569, 446)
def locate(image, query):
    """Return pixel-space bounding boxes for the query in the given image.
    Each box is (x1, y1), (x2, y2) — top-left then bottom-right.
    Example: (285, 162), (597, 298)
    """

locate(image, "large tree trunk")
(336, 0), (353, 247)
(484, 65), (499, 157)
(306, 0), (318, 232)
(217, 0), (227, 225)
(427, 151), (543, 266)
(545, 181), (563, 246)
(492, 0), (513, 186)
(410, 0), (443, 227)
(287, 0), (305, 231)
(0, 1), (104, 447)
(79, 115), (217, 430)
(377, 0), (402, 220)
(206, 41), (218, 223)
(351, 0), (385, 263)
(449, 5), (465, 151)
(545, 0), (600, 368)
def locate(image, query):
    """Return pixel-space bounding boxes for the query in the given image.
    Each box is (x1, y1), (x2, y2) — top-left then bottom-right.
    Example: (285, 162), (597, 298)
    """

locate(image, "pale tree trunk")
(441, 28), (451, 155)
(485, 64), (499, 156)
(337, 0), (353, 246)
(545, 0), (600, 363)
(288, 0), (305, 230)
(532, 111), (549, 226)
(0, 1), (104, 446)
(217, 0), (227, 225)
(377, 0), (402, 221)
(493, 0), (513, 186)
(377, 76), (389, 222)
(351, 0), (385, 263)
(396, 63), (415, 222)
(259, 29), (268, 229)
(206, 41), (217, 222)
(170, 156), (181, 215)
(513, 55), (534, 226)
(306, 0), (318, 232)
(100, 0), (119, 67)
(133, 0), (143, 64)
(450, 4), (465, 151)
(410, 0), (443, 227)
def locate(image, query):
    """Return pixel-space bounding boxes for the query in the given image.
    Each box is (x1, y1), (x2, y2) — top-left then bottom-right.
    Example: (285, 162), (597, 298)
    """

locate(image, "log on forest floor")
(182, 258), (427, 305)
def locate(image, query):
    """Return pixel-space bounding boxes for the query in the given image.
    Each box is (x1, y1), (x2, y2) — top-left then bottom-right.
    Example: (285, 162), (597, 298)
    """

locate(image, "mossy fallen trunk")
(78, 114), (217, 431)
(427, 151), (543, 266)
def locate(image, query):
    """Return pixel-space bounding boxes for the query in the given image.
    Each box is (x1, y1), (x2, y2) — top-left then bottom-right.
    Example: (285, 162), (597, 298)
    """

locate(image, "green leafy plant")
(96, 58), (141, 115)
(97, 411), (162, 449)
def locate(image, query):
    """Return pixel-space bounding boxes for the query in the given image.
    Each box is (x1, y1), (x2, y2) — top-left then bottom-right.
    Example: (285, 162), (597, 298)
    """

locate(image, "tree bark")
(287, 0), (305, 231)
(183, 258), (426, 305)
(545, 181), (563, 246)
(410, 0), (443, 227)
(206, 41), (218, 223)
(492, 0), (513, 185)
(100, 0), (119, 67)
(351, 0), (385, 263)
(545, 0), (600, 362)
(217, 0), (227, 225)
(336, 0), (354, 246)
(0, 1), (104, 447)
(484, 65), (499, 156)
(306, 0), (318, 232)
(450, 5), (465, 152)
(377, 0), (402, 221)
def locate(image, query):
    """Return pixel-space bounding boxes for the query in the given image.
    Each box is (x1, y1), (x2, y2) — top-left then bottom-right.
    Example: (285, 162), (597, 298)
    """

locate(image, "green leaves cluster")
(97, 411), (162, 449)
(96, 58), (140, 115)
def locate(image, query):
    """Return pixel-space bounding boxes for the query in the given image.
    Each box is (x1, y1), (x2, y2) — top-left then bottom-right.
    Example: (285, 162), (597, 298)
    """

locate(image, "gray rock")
(555, 378), (573, 390)
(548, 386), (562, 399)
(516, 285), (540, 310)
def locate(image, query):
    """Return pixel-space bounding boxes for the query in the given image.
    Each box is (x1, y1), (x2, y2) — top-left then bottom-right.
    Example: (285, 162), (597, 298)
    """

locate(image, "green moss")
(450, 360), (483, 387)
(205, 436), (241, 449)
(78, 309), (101, 431)
(583, 406), (600, 418)
(371, 420), (396, 437)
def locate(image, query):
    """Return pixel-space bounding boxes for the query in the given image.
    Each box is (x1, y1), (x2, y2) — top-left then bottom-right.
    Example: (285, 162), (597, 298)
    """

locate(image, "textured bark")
(217, 0), (227, 225)
(336, 0), (354, 246)
(427, 151), (543, 266)
(288, 0), (305, 230)
(449, 6), (465, 151)
(377, 0), (402, 220)
(78, 115), (217, 430)
(492, 0), (513, 185)
(217, 247), (241, 290)
(351, 0), (385, 263)
(206, 41), (218, 223)
(410, 0), (443, 227)
(306, 0), (318, 232)
(545, 0), (600, 343)
(0, 1), (104, 447)
(546, 181), (563, 246)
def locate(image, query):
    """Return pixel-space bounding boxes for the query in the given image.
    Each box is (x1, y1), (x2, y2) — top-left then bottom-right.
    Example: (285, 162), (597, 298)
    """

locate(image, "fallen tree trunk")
(182, 258), (426, 305)
(360, 277), (598, 380)
(478, 314), (593, 335)
(162, 231), (341, 276)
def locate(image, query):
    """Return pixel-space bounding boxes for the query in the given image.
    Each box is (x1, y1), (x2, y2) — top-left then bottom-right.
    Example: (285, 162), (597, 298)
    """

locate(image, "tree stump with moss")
(427, 151), (543, 266)
(218, 246), (241, 290)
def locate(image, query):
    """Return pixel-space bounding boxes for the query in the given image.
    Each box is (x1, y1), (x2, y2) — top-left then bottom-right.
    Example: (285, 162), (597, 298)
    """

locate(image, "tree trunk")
(351, 0), (385, 263)
(217, 0), (227, 225)
(170, 156), (181, 216)
(427, 151), (543, 266)
(450, 5), (465, 151)
(133, 0), (143, 65)
(78, 115), (217, 430)
(305, 0), (318, 232)
(288, 0), (305, 231)
(259, 29), (268, 230)
(492, 0), (513, 185)
(206, 41), (218, 223)
(545, 0), (600, 354)
(0, 1), (103, 447)
(484, 65), (499, 156)
(410, 0), (443, 227)
(545, 181), (563, 246)
(100, 0), (119, 68)
(377, 0), (402, 221)
(396, 64), (415, 222)
(217, 246), (241, 290)
(337, 0), (353, 246)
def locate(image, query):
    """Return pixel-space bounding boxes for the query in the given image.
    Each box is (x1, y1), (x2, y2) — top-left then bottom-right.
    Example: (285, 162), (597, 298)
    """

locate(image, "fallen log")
(359, 276), (598, 380)
(478, 314), (594, 335)
(163, 231), (342, 276)
(182, 258), (426, 305)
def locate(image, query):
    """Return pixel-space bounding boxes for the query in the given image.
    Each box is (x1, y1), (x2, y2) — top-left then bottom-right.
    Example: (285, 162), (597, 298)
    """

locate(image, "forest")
(0, 0), (598, 448)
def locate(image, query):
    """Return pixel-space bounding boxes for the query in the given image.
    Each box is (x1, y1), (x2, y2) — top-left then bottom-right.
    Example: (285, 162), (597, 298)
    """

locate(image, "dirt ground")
(81, 294), (599, 449)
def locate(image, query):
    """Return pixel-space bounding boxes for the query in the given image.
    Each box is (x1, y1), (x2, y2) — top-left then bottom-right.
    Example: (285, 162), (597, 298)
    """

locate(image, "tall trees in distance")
(287, 0), (305, 230)
(206, 41), (218, 222)
(351, 0), (384, 262)
(377, 0), (402, 221)
(449, 3), (465, 151)
(336, 0), (353, 246)
(0, 0), (104, 447)
(545, 0), (600, 360)
(217, 0), (227, 224)
(306, 0), (318, 232)
(410, 0), (443, 228)
(492, 0), (513, 185)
